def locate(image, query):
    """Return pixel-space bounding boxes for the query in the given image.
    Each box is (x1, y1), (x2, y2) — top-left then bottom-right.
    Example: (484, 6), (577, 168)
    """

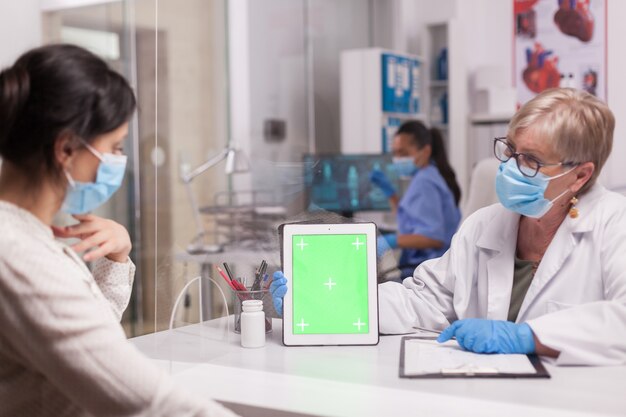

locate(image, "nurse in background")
(0, 45), (238, 417)
(370, 120), (461, 278)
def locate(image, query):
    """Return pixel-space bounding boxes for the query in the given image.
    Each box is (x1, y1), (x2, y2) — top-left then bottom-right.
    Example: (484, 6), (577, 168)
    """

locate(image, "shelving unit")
(423, 23), (449, 141)
(421, 19), (470, 193)
(429, 80), (449, 88)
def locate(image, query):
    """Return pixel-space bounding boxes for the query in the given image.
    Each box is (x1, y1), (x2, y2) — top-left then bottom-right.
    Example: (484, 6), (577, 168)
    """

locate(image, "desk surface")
(131, 318), (625, 417)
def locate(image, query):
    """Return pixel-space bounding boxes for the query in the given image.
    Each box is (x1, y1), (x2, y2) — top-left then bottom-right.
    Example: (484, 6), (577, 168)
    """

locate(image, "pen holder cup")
(232, 288), (273, 334)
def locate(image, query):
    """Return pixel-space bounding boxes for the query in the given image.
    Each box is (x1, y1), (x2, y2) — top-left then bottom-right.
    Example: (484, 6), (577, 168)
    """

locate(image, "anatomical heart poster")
(514, 0), (607, 106)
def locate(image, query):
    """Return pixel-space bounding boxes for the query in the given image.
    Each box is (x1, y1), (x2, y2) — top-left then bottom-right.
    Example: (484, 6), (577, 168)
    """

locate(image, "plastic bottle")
(240, 300), (265, 348)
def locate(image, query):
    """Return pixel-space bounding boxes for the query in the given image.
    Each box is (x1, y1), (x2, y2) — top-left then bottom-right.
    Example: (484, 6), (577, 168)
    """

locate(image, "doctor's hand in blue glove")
(436, 318), (536, 354)
(270, 271), (288, 316)
(369, 169), (396, 198)
(376, 234), (398, 257)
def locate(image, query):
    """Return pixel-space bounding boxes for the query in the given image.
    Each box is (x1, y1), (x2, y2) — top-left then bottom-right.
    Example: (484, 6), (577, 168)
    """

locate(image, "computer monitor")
(303, 153), (400, 213)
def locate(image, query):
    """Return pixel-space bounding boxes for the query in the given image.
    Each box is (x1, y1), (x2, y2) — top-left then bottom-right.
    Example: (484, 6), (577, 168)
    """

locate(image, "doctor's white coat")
(378, 184), (626, 366)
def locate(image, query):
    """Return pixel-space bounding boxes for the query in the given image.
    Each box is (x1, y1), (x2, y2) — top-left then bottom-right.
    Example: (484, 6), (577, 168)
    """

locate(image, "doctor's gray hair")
(507, 88), (614, 195)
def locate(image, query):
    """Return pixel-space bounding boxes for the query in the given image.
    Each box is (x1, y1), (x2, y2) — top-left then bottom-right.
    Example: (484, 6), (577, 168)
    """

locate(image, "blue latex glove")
(270, 271), (288, 316)
(376, 234), (398, 257)
(437, 319), (536, 354)
(370, 169), (396, 198)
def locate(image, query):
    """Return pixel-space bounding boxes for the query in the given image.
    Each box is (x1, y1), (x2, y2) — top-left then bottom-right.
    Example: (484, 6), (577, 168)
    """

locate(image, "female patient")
(0, 45), (238, 416)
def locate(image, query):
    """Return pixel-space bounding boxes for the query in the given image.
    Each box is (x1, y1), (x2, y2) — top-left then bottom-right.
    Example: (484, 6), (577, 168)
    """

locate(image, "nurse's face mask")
(62, 142), (127, 214)
(494, 137), (577, 218)
(392, 156), (417, 178)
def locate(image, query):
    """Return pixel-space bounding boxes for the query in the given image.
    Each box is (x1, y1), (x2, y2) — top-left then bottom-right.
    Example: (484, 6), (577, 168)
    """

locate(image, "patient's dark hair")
(0, 44), (135, 181)
(396, 120), (461, 205)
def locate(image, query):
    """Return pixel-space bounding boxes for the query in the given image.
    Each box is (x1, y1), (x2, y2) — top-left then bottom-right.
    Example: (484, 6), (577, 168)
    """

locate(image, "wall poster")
(514, 0), (607, 106)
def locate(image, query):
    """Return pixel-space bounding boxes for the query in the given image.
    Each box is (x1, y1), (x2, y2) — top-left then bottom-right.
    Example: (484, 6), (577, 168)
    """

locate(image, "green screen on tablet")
(291, 234), (369, 334)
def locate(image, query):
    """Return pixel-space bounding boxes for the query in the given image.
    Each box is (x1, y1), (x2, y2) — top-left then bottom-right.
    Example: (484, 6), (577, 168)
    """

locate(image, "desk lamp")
(180, 145), (249, 254)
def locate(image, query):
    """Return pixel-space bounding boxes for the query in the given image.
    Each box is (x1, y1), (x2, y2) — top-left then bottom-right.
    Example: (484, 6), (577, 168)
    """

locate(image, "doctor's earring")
(569, 196), (579, 219)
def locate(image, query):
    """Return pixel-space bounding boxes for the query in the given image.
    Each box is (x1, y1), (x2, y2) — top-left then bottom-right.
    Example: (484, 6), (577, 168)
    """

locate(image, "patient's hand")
(270, 271), (288, 316)
(52, 214), (132, 263)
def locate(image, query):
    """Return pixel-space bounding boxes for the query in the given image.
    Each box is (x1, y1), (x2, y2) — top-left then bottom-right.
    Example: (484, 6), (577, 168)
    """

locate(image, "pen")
(232, 278), (247, 292)
(223, 262), (235, 281)
(413, 326), (456, 340)
(259, 261), (267, 281)
(216, 266), (236, 290)
(251, 260), (266, 291)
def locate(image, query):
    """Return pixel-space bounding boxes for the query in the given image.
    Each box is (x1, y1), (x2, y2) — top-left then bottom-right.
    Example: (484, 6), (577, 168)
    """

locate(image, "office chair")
(461, 157), (501, 222)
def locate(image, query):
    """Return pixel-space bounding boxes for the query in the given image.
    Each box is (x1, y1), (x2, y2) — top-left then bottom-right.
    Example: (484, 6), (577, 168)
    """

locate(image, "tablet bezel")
(282, 223), (379, 346)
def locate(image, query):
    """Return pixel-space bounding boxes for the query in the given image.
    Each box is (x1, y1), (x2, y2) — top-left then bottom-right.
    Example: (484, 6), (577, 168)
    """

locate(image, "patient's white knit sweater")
(0, 201), (238, 417)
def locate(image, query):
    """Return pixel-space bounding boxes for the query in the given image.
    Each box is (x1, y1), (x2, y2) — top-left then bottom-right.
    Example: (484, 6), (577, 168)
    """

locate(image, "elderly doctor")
(271, 88), (626, 365)
(377, 87), (626, 365)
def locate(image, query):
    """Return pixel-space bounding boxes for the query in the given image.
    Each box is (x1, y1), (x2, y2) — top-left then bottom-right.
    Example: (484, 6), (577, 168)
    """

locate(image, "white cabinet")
(340, 48), (424, 154)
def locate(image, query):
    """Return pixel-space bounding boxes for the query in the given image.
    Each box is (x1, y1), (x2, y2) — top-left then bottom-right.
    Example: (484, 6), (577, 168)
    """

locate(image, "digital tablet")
(282, 223), (379, 346)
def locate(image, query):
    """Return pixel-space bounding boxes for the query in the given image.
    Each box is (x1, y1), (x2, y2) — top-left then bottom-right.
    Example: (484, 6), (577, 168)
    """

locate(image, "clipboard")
(399, 336), (550, 379)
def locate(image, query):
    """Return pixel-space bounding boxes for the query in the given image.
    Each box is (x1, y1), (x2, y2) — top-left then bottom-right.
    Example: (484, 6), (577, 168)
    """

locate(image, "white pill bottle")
(240, 299), (265, 348)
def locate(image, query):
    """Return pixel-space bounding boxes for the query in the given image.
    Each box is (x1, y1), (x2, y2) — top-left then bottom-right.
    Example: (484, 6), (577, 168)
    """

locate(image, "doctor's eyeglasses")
(493, 137), (572, 178)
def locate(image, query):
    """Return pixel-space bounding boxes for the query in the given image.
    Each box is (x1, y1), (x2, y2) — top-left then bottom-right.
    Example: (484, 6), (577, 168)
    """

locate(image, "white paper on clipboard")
(403, 339), (537, 376)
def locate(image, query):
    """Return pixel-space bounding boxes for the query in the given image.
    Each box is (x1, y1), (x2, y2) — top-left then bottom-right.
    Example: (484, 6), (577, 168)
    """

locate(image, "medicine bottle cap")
(242, 299), (263, 312)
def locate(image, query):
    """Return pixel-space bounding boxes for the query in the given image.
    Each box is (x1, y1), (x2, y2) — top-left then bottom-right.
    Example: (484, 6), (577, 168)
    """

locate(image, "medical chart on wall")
(514, 0), (607, 106)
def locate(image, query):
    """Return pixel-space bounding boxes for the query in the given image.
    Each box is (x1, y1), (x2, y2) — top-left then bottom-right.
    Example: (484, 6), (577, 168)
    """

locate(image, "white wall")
(605, 0), (626, 192)
(309, 0), (371, 153)
(229, 0), (373, 208)
(0, 0), (41, 169)
(455, 0), (624, 191)
(229, 0), (309, 202)
(0, 1), (42, 68)
(397, 0), (624, 192)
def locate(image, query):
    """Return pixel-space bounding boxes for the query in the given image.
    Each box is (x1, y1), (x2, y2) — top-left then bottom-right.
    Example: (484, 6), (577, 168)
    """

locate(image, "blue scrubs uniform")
(397, 163), (461, 277)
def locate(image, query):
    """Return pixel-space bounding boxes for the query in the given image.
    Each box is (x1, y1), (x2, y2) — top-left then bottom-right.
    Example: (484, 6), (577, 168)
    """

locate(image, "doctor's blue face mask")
(62, 142), (127, 214)
(495, 159), (576, 218)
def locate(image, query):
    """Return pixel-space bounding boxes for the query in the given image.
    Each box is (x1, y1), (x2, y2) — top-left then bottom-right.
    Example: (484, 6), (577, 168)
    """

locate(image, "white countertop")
(131, 318), (626, 417)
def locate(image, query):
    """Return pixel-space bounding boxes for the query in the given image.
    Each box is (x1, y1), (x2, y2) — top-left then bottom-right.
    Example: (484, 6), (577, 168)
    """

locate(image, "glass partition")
(44, 0), (388, 339)
(43, 0), (231, 336)
(43, 1), (146, 336)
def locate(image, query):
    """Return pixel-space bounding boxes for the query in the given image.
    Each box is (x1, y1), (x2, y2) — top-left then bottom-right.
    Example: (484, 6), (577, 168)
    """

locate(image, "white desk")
(130, 318), (625, 417)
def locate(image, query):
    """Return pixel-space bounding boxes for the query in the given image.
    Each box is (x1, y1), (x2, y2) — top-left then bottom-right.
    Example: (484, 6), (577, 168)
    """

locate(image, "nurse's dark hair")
(396, 120), (461, 205)
(0, 44), (135, 180)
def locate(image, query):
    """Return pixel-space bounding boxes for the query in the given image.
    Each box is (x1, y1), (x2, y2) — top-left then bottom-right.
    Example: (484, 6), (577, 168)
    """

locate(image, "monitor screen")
(303, 154), (399, 212)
